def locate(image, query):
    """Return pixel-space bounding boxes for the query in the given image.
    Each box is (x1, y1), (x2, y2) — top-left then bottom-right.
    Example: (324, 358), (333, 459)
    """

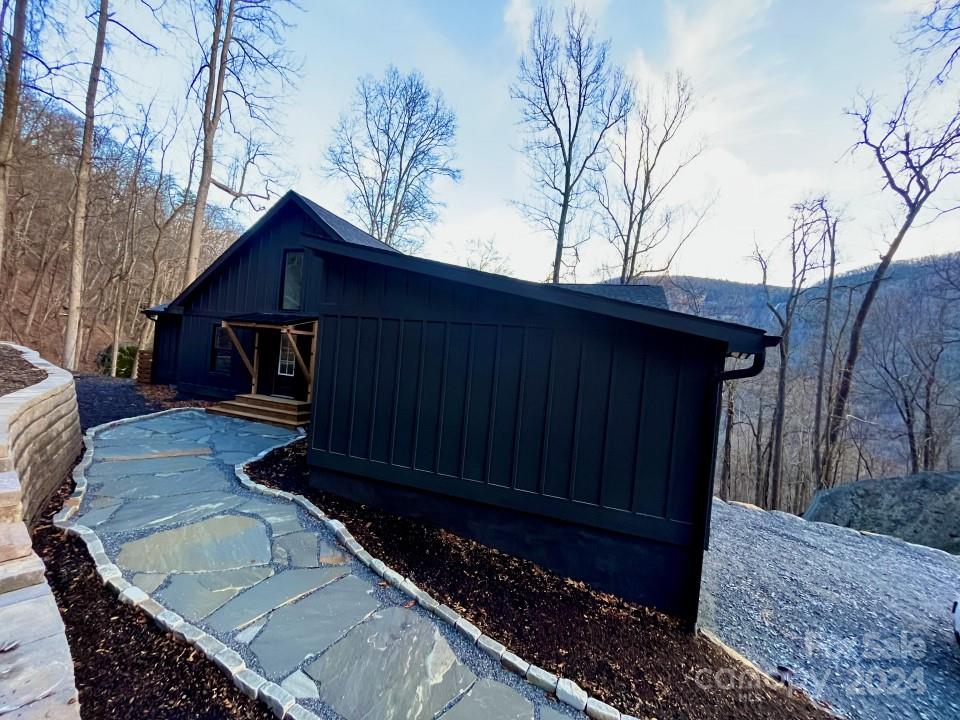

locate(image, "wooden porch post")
(221, 321), (255, 380)
(252, 329), (260, 395)
(307, 320), (318, 403)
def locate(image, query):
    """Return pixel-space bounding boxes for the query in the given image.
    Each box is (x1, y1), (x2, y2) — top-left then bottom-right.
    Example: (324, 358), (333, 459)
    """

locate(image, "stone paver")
(305, 606), (477, 720)
(250, 574), (378, 678)
(158, 566), (274, 621)
(205, 567), (348, 634)
(117, 515), (271, 572)
(440, 678), (533, 720)
(72, 409), (581, 720)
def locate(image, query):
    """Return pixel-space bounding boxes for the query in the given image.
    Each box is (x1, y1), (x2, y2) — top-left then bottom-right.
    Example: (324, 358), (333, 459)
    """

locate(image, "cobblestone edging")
(230, 472), (630, 720)
(54, 409), (637, 720)
(0, 343), (82, 718)
(57, 409), (823, 720)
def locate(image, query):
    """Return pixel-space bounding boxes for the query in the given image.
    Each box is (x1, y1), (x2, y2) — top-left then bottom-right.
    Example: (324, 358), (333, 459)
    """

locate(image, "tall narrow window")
(280, 250), (304, 310)
(278, 337), (296, 376)
(210, 326), (232, 373)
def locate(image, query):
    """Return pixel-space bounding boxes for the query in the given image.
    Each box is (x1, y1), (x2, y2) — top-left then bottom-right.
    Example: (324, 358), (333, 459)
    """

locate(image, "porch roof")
(224, 312), (315, 327)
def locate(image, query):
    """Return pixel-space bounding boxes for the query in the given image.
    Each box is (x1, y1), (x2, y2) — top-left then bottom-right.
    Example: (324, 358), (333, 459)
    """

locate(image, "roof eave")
(299, 234), (773, 354)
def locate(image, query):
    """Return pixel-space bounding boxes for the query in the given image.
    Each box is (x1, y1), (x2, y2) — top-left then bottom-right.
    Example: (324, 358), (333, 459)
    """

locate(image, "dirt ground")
(248, 440), (836, 720)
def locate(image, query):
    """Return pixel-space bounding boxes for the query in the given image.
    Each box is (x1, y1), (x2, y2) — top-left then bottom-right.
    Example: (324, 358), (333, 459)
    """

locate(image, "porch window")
(278, 337), (296, 376)
(280, 250), (304, 310)
(210, 326), (232, 373)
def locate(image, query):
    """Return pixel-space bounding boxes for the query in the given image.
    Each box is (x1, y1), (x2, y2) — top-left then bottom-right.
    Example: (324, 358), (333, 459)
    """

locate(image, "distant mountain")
(658, 252), (959, 331)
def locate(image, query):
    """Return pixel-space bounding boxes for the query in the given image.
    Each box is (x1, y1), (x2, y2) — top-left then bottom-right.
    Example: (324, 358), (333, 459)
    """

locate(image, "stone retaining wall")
(1, 343), (82, 525)
(0, 342), (81, 718)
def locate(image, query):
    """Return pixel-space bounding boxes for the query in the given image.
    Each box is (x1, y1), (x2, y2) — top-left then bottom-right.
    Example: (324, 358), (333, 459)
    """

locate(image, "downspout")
(716, 334), (780, 382)
(701, 333), (780, 556)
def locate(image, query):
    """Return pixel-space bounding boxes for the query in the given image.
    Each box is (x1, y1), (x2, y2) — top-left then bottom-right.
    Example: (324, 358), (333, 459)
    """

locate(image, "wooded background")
(0, 0), (958, 515)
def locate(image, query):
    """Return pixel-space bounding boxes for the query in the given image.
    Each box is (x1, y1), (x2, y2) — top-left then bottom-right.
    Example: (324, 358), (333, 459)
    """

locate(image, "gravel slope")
(701, 499), (960, 720)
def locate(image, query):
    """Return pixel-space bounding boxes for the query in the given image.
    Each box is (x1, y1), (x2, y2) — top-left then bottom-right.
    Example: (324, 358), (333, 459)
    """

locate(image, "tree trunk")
(552, 190), (570, 284)
(812, 222), (836, 488)
(0, 0), (27, 303)
(767, 340), (789, 509)
(63, 0), (109, 370)
(109, 275), (123, 376)
(902, 390), (919, 475)
(753, 405), (765, 505)
(183, 0), (234, 287)
(921, 377), (936, 471)
(824, 208), (919, 484)
(719, 383), (734, 500)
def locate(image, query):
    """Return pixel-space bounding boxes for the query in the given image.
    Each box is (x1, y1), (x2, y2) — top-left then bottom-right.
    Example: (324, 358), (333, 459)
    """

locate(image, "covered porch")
(207, 313), (317, 427)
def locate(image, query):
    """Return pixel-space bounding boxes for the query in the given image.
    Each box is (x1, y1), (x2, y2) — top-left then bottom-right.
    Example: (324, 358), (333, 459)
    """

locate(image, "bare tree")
(182, 0), (297, 286)
(63, 0), (109, 370)
(326, 65), (460, 253)
(718, 380), (737, 500)
(823, 84), (960, 484)
(810, 197), (840, 489)
(512, 5), (631, 283)
(755, 203), (825, 508)
(910, 0), (960, 82)
(592, 72), (707, 283)
(458, 235), (511, 275)
(0, 0), (28, 295)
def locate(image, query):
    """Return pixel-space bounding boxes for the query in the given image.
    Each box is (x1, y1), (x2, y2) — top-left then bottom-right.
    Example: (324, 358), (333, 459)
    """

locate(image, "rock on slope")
(804, 472), (960, 554)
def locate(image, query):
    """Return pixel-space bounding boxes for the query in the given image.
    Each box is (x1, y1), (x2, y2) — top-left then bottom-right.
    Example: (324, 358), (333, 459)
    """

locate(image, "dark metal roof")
(294, 193), (398, 254)
(560, 283), (669, 310)
(157, 190), (777, 355)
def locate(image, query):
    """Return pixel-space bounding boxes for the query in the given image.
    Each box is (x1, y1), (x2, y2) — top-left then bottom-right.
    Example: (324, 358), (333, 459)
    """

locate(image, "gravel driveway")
(701, 499), (960, 720)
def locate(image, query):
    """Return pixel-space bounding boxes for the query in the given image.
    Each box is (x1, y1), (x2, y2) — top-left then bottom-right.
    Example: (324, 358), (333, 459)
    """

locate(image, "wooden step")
(215, 400), (310, 423)
(206, 404), (307, 428)
(235, 394), (310, 412)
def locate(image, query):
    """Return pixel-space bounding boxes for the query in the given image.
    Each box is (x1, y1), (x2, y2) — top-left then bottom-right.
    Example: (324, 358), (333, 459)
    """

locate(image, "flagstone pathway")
(69, 409), (578, 720)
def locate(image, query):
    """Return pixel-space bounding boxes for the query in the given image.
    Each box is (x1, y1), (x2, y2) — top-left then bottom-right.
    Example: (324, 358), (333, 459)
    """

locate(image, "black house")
(146, 190), (776, 625)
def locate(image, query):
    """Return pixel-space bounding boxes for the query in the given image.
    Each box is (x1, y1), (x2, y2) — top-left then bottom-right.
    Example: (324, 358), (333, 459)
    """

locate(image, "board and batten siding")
(307, 254), (726, 621)
(157, 206), (328, 397)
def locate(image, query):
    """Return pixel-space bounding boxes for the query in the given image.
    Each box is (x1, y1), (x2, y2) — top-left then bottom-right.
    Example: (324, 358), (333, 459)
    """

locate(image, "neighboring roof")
(157, 190), (776, 355)
(560, 283), (669, 310)
(143, 303), (168, 317)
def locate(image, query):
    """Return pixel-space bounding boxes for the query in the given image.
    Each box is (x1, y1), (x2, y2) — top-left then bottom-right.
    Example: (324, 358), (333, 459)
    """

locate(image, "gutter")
(716, 335), (780, 382)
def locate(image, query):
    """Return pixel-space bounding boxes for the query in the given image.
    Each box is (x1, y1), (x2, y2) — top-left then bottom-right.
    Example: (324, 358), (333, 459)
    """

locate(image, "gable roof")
(169, 190), (396, 308)
(295, 193), (399, 253)
(162, 190), (776, 355)
(560, 283), (669, 310)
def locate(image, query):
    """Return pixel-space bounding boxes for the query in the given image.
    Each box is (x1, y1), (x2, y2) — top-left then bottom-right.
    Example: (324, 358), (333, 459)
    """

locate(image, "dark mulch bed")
(32, 481), (274, 720)
(0, 343), (46, 396)
(248, 440), (835, 720)
(137, 382), (215, 411)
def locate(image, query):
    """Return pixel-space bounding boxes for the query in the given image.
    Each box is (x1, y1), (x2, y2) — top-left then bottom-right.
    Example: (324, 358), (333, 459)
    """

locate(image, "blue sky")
(70, 0), (960, 284)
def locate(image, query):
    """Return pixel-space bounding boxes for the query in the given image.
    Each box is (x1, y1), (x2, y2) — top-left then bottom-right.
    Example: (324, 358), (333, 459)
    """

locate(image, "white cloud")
(504, 0), (535, 51)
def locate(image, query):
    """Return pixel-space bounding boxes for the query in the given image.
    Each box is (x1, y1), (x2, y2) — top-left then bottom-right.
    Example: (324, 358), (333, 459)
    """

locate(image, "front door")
(274, 335), (298, 398)
(255, 329), (310, 400)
